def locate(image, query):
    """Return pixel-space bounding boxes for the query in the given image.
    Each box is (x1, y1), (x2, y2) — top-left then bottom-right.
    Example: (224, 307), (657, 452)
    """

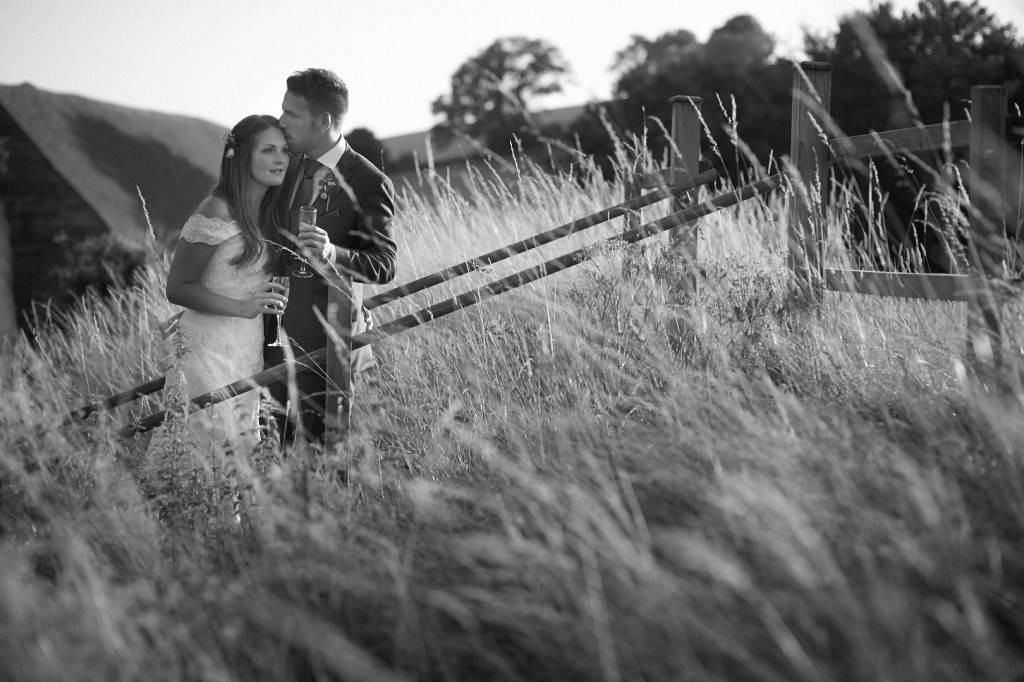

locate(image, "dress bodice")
(179, 214), (269, 298)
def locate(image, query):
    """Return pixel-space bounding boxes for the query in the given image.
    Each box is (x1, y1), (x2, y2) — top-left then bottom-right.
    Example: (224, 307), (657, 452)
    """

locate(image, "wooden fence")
(791, 61), (1020, 366)
(629, 61), (1022, 367)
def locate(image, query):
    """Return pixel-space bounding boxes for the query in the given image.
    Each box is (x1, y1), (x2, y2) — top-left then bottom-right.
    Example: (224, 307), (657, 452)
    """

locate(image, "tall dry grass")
(3, 129), (1024, 682)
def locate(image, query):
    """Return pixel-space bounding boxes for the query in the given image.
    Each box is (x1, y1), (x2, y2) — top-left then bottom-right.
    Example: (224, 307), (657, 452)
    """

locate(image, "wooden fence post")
(621, 96), (703, 287)
(623, 173), (641, 232)
(966, 85), (1007, 370)
(622, 96), (702, 236)
(664, 96), (704, 299)
(324, 283), (353, 452)
(788, 61), (832, 284)
(669, 95), (703, 249)
(1010, 112), (1024, 243)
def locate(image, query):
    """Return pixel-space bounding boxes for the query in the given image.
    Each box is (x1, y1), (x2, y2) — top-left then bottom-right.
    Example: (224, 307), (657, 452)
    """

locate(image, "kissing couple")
(149, 67), (397, 458)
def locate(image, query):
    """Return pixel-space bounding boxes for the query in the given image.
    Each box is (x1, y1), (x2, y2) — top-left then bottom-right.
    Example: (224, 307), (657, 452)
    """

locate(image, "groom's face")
(279, 91), (319, 155)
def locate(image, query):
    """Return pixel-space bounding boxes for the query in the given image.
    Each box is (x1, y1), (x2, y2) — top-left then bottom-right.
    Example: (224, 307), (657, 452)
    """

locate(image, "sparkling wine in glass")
(292, 205), (317, 278)
(267, 275), (290, 347)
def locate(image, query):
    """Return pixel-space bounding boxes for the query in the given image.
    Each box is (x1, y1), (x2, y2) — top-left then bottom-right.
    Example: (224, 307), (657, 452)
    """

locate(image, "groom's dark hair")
(287, 68), (348, 121)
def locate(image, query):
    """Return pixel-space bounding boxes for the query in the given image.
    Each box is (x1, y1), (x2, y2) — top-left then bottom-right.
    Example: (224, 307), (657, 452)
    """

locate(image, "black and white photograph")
(2, 0), (1024, 679)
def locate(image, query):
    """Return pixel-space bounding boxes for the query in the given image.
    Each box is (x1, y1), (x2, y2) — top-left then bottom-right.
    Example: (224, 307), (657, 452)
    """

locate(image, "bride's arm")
(166, 241), (281, 319)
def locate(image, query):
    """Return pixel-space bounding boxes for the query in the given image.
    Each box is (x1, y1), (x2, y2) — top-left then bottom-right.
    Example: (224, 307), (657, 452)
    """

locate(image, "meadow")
(3, 138), (1024, 681)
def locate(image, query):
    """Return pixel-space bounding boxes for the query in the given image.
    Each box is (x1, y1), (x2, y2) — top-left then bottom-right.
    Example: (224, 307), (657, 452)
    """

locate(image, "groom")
(265, 67), (397, 442)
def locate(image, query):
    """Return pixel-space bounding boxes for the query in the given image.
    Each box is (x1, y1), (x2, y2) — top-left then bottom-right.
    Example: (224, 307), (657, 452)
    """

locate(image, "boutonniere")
(318, 171), (338, 206)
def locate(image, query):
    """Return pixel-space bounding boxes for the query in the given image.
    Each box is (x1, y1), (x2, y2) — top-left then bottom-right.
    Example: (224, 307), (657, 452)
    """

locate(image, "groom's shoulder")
(347, 148), (389, 180)
(346, 149), (393, 196)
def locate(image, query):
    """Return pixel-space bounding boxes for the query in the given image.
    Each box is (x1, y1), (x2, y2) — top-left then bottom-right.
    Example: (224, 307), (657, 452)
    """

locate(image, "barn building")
(0, 83), (224, 337)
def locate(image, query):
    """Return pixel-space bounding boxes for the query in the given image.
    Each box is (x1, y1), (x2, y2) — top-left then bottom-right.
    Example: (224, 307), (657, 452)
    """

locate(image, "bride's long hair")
(213, 114), (284, 268)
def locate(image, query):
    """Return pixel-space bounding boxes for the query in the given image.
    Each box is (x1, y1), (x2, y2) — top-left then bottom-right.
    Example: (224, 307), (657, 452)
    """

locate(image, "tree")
(611, 29), (702, 86)
(346, 127), (390, 171)
(608, 29), (704, 136)
(432, 36), (571, 153)
(805, 0), (1024, 135)
(804, 1), (1024, 270)
(591, 16), (788, 179)
(705, 15), (775, 75)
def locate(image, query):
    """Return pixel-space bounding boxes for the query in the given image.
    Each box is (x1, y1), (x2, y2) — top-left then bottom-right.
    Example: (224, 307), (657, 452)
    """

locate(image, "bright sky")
(2, 0), (1022, 139)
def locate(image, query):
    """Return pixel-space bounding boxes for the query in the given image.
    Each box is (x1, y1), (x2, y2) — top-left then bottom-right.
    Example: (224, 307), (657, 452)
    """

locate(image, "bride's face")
(249, 128), (289, 189)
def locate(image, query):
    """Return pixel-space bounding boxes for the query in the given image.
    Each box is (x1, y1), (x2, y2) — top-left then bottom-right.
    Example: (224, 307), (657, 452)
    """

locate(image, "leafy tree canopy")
(431, 36), (571, 153)
(805, 0), (1024, 134)
(584, 14), (787, 178)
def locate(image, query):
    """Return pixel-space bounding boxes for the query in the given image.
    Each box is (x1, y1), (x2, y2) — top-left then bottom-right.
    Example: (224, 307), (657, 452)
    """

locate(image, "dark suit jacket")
(266, 146), (397, 365)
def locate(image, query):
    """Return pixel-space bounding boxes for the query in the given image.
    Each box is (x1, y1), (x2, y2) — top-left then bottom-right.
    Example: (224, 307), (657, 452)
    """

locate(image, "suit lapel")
(337, 147), (357, 179)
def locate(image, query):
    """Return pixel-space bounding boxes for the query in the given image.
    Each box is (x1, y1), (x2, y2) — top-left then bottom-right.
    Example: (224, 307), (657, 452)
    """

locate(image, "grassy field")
(3, 146), (1024, 681)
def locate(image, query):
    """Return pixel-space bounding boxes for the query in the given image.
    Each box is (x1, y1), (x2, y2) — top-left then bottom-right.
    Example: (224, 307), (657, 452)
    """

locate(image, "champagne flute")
(292, 205), (317, 278)
(267, 275), (290, 347)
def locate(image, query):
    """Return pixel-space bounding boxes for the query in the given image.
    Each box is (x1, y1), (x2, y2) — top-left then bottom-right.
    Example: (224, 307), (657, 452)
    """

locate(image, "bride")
(152, 114), (289, 455)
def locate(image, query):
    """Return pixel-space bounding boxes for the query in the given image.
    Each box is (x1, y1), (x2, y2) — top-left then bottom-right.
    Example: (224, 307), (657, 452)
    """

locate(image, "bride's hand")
(240, 281), (288, 319)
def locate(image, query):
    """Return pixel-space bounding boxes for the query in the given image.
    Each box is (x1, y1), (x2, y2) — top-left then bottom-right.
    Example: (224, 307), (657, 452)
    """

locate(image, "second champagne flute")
(292, 205), (317, 278)
(267, 275), (290, 348)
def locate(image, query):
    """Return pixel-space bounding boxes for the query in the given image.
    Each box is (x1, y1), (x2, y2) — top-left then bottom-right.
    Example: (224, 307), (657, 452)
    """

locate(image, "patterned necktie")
(292, 157), (317, 220)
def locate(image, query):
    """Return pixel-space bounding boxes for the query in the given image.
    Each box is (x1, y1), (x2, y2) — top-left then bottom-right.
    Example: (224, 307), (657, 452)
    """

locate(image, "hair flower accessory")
(223, 130), (236, 158)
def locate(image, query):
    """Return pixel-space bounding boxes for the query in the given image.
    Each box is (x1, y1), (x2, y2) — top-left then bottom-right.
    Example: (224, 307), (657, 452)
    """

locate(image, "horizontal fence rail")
(68, 172), (717, 425)
(117, 174), (784, 439)
(823, 268), (972, 302)
(830, 120), (971, 163)
(631, 168), (692, 190)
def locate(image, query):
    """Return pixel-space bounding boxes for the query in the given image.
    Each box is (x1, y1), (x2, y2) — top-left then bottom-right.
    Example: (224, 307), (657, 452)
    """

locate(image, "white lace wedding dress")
(149, 214), (269, 455)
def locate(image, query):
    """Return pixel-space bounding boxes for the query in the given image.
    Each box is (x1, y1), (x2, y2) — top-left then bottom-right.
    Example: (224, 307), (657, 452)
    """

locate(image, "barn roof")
(381, 104), (587, 166)
(382, 128), (486, 165)
(0, 83), (225, 247)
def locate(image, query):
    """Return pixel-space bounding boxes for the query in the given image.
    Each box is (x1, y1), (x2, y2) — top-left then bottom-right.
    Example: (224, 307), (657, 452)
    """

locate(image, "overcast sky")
(2, 0), (1022, 139)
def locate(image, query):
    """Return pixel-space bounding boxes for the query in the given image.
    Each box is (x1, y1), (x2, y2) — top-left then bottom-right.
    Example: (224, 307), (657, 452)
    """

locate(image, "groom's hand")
(298, 223), (337, 267)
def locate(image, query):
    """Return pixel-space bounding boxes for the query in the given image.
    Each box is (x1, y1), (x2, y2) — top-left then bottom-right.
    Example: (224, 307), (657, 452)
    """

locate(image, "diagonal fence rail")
(364, 170), (718, 309)
(116, 174), (783, 439)
(68, 172), (717, 425)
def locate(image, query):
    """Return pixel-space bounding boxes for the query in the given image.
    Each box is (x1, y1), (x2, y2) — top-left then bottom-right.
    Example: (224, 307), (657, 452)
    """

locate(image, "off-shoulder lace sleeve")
(179, 214), (240, 245)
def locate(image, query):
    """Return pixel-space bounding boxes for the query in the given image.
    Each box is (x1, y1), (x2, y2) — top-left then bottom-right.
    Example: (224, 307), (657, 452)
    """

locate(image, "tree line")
(348, 0), (1023, 181)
